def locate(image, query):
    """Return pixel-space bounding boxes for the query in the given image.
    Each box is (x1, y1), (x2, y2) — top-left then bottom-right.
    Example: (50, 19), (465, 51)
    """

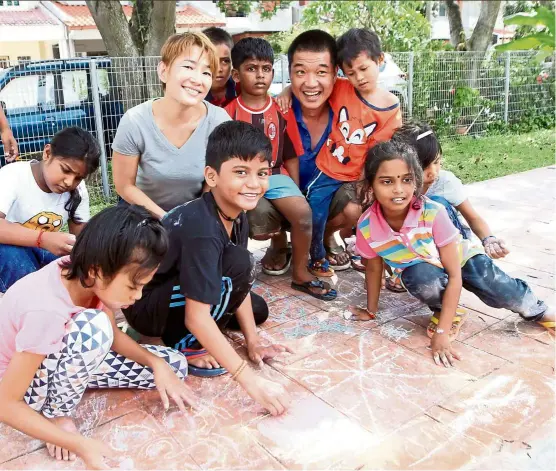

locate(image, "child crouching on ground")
(123, 121), (292, 415)
(0, 205), (195, 468)
(394, 122), (509, 258)
(350, 139), (554, 367)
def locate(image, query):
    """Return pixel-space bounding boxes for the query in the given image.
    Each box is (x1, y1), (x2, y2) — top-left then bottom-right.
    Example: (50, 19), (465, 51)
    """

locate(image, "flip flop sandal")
(261, 247), (292, 276)
(325, 244), (351, 271)
(385, 276), (406, 293)
(536, 312), (555, 332)
(308, 259), (335, 277)
(350, 255), (366, 272)
(181, 348), (227, 377)
(426, 308), (467, 341)
(291, 279), (337, 301)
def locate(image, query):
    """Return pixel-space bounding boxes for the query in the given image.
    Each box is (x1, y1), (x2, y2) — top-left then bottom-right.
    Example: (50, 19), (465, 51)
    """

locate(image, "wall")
(0, 40), (55, 61)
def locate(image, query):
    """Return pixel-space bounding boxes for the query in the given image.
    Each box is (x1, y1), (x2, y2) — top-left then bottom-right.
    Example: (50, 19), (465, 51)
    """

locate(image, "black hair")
(202, 26), (234, 51)
(360, 138), (424, 209)
(205, 120), (272, 173)
(287, 29), (337, 70)
(337, 28), (383, 68)
(49, 127), (100, 223)
(392, 121), (443, 170)
(62, 204), (168, 288)
(231, 37), (274, 70)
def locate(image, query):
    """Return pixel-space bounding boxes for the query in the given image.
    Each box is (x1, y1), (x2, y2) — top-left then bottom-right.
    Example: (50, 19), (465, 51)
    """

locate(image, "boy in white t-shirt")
(0, 127), (100, 292)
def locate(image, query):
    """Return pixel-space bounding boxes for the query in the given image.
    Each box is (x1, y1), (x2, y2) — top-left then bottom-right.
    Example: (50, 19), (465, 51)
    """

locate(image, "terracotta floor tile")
(499, 248), (555, 274)
(0, 424), (43, 465)
(254, 263), (292, 286)
(275, 348), (358, 395)
(247, 395), (376, 470)
(186, 426), (285, 470)
(263, 296), (320, 330)
(414, 341), (510, 379)
(464, 320), (556, 367)
(498, 220), (555, 256)
(143, 364), (309, 442)
(73, 388), (146, 431)
(427, 364), (556, 447)
(375, 318), (431, 350)
(232, 311), (369, 366)
(319, 375), (424, 435)
(0, 410), (199, 470)
(251, 281), (290, 303)
(494, 313), (555, 345)
(355, 414), (492, 470)
(468, 418), (556, 470)
(494, 259), (556, 289)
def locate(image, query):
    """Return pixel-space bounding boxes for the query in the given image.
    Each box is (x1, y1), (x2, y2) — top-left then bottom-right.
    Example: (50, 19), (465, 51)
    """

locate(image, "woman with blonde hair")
(112, 32), (230, 219)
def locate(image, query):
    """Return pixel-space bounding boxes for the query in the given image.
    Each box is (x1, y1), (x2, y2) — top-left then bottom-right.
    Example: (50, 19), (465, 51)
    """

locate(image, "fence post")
(407, 52), (414, 118)
(504, 51), (510, 124)
(281, 54), (287, 89)
(90, 59), (111, 199)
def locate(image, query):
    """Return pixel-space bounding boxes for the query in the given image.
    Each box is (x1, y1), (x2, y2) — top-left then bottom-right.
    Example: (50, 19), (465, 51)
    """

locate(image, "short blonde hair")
(160, 32), (219, 77)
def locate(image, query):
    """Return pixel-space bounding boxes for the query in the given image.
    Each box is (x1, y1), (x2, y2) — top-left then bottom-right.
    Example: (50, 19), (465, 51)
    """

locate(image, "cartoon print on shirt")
(328, 107), (377, 165)
(21, 211), (63, 232)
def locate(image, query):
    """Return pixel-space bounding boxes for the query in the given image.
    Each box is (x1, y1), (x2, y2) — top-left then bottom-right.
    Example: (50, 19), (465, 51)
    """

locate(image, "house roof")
(52, 1), (224, 30)
(0, 5), (58, 26)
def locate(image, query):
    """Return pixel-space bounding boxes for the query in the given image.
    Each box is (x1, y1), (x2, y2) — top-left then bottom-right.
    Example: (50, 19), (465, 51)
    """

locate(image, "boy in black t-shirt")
(124, 121), (291, 416)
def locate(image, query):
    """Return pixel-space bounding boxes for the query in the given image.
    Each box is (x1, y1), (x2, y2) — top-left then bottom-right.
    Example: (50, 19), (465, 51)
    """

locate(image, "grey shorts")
(247, 182), (358, 238)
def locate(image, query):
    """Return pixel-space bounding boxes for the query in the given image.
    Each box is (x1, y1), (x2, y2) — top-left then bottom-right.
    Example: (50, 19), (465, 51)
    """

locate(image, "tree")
(86, 0), (176, 107)
(496, 5), (555, 61)
(445, 0), (502, 52)
(271, 1), (431, 53)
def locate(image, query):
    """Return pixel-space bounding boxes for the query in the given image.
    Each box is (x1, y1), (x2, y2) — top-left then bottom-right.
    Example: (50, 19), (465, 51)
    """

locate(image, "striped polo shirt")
(355, 196), (482, 271)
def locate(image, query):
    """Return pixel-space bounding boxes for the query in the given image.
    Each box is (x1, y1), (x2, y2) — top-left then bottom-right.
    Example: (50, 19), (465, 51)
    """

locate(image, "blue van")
(0, 58), (124, 166)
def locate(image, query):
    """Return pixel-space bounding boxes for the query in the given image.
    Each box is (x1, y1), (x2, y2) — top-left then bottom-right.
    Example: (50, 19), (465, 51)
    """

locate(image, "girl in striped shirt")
(351, 139), (553, 367)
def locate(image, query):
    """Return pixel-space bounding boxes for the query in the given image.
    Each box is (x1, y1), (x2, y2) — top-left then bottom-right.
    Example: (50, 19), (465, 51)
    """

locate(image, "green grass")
(442, 129), (555, 184)
(86, 129), (555, 214)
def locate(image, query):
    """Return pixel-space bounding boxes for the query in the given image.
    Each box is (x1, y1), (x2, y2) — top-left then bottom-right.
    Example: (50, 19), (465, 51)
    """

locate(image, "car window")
(0, 73), (54, 114)
(62, 70), (88, 107)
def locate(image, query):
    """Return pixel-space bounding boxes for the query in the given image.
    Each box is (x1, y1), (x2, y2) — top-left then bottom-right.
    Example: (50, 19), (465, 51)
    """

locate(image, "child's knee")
(402, 265), (447, 303)
(341, 202), (362, 226)
(68, 309), (114, 353)
(290, 205), (312, 234)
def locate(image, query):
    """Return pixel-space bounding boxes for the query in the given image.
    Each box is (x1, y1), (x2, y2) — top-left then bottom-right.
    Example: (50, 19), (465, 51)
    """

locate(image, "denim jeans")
(0, 244), (59, 293)
(428, 195), (472, 240)
(400, 254), (546, 321)
(306, 170), (344, 262)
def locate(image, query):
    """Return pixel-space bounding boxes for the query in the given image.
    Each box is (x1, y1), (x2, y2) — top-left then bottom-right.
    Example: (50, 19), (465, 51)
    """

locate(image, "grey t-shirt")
(112, 99), (230, 211)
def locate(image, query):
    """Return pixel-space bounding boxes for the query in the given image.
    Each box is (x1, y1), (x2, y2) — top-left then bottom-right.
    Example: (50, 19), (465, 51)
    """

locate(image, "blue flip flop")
(182, 348), (227, 377)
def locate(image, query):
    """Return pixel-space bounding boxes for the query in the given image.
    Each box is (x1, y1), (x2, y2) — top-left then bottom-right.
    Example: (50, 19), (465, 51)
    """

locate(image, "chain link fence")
(0, 51), (554, 207)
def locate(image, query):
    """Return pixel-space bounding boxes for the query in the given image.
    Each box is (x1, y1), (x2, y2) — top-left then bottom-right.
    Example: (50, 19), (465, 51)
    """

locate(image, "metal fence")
(0, 50), (554, 206)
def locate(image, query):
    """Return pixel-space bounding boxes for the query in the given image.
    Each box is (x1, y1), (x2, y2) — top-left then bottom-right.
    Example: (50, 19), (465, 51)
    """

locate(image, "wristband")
(481, 235), (496, 246)
(36, 230), (45, 248)
(231, 360), (248, 381)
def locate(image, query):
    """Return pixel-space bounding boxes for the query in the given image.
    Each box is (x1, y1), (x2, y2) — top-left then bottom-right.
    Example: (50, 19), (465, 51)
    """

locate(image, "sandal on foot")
(291, 279), (337, 301)
(308, 259), (335, 277)
(536, 311), (555, 332)
(350, 255), (366, 273)
(385, 276), (406, 293)
(261, 247), (292, 276)
(182, 348), (227, 377)
(325, 244), (351, 271)
(426, 308), (467, 341)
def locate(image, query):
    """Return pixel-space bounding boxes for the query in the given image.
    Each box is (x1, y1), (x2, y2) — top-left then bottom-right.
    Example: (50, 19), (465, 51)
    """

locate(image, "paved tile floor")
(1, 167), (554, 470)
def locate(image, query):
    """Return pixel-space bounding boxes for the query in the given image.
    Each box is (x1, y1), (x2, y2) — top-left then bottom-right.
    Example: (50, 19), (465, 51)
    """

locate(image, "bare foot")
(188, 353), (221, 370)
(324, 234), (350, 267)
(261, 233), (289, 272)
(46, 416), (78, 461)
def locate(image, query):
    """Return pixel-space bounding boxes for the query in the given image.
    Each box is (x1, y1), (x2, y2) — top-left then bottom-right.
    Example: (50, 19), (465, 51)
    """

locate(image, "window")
(17, 56), (31, 64)
(0, 1), (22, 6)
(439, 3), (446, 17)
(62, 70), (88, 108)
(0, 73), (55, 113)
(0, 56), (9, 69)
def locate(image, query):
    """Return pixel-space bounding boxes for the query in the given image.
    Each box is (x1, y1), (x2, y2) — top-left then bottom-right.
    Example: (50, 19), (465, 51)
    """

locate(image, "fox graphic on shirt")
(328, 107), (377, 166)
